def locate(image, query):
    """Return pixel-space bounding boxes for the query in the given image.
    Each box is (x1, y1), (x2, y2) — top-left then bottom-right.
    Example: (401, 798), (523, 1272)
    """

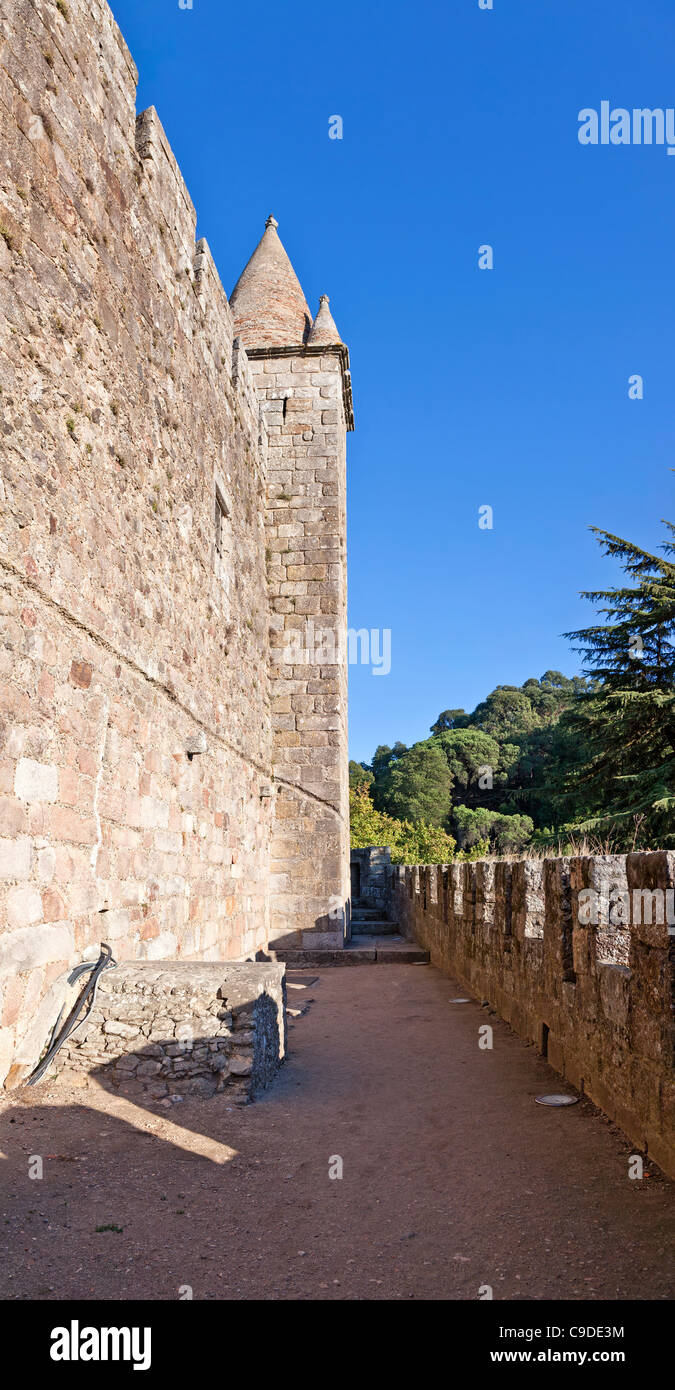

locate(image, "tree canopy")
(375, 742), (453, 826)
(349, 786), (456, 864)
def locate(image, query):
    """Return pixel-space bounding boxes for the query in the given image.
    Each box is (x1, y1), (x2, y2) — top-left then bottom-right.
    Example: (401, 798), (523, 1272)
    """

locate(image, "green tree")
(430, 708), (467, 735)
(367, 675), (586, 847)
(469, 686), (541, 741)
(349, 760), (374, 792)
(349, 786), (456, 864)
(377, 742), (453, 826)
(558, 519), (675, 846)
(370, 741), (407, 783)
(433, 728), (502, 795)
(453, 805), (534, 855)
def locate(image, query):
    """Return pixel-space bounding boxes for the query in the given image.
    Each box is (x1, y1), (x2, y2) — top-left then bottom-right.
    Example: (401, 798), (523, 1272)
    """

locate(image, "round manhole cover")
(535, 1093), (579, 1107)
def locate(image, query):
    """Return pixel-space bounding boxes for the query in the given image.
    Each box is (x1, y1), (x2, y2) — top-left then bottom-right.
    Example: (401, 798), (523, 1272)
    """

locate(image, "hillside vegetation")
(350, 516), (675, 860)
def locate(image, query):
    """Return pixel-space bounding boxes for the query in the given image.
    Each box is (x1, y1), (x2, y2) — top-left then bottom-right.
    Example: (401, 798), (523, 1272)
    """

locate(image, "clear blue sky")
(111, 0), (674, 764)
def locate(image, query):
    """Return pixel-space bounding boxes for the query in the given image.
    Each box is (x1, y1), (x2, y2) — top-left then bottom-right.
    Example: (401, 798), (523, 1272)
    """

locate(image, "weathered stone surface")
(52, 959), (286, 1099)
(0, 0), (352, 1084)
(0, 838), (33, 881)
(253, 340), (351, 952)
(350, 847), (390, 914)
(0, 923), (73, 973)
(230, 216), (313, 349)
(14, 760), (59, 805)
(389, 853), (675, 1178)
(228, 1055), (253, 1076)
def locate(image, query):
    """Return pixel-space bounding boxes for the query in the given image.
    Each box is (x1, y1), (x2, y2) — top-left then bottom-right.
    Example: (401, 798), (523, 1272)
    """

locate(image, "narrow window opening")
(215, 485), (228, 558)
(350, 861), (360, 900)
(541, 1023), (550, 1059)
(504, 864), (512, 938)
(282, 396), (288, 422)
(560, 865), (576, 983)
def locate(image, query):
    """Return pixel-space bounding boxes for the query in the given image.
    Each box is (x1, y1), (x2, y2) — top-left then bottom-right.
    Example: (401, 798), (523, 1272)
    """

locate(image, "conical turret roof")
(229, 216), (313, 349)
(307, 294), (343, 346)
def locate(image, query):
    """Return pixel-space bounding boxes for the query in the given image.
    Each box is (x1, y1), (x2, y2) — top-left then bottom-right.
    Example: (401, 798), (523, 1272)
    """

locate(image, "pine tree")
(376, 742), (453, 827)
(559, 518), (675, 846)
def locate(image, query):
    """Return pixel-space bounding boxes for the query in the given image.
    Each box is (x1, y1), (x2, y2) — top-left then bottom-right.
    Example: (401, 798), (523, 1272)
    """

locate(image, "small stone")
(228, 1055), (252, 1076)
(103, 1021), (140, 1038)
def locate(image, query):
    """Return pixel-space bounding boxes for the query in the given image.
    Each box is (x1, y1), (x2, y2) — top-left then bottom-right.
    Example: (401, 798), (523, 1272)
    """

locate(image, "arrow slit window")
(215, 485), (229, 558)
(213, 481), (233, 603)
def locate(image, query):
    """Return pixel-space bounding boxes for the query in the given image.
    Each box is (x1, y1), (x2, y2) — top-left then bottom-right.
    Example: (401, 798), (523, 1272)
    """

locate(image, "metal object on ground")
(450, 998), (471, 1003)
(27, 943), (117, 1086)
(535, 1093), (579, 1107)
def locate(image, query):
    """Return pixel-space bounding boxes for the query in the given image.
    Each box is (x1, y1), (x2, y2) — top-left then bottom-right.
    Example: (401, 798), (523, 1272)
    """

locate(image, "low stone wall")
(389, 853), (675, 1177)
(49, 960), (286, 1103)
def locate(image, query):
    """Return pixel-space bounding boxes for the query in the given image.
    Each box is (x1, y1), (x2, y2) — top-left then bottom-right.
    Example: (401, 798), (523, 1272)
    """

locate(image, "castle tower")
(230, 217), (353, 950)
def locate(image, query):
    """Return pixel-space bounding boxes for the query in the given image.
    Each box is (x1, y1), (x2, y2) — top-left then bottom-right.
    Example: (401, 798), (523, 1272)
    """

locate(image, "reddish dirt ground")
(0, 962), (673, 1301)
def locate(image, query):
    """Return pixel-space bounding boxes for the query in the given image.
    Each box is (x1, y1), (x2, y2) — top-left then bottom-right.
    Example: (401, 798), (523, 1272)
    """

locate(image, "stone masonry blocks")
(250, 349), (350, 950)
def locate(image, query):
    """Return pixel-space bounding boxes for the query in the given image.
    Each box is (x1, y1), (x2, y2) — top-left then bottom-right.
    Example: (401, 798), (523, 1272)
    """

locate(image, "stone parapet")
(388, 852), (675, 1177)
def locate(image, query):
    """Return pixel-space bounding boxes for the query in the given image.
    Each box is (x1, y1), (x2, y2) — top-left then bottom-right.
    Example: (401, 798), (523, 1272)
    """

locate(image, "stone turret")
(307, 295), (343, 346)
(231, 219), (353, 951)
(230, 215), (313, 348)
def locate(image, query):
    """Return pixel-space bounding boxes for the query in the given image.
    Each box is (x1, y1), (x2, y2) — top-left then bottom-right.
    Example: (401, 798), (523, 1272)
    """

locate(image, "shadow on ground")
(0, 964), (673, 1301)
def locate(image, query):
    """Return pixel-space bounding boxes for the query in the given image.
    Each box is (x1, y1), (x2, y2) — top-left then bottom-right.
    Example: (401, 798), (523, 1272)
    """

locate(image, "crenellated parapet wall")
(388, 852), (675, 1177)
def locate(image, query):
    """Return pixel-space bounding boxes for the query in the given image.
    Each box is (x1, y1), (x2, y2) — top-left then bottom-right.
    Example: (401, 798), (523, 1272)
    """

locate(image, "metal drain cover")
(535, 1093), (579, 1107)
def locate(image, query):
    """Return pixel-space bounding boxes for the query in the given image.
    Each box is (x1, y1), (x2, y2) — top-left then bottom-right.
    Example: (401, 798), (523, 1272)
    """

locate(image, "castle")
(0, 0), (351, 1085)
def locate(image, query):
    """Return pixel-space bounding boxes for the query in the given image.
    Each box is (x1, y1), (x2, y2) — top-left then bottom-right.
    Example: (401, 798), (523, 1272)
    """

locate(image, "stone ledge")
(274, 944), (429, 966)
(51, 961), (287, 1103)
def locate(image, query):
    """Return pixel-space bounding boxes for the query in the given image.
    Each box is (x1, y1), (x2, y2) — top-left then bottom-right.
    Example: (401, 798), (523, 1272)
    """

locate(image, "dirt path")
(0, 962), (673, 1301)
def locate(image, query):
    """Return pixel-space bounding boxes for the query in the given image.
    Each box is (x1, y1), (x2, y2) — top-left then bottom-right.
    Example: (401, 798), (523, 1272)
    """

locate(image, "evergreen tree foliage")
(557, 521), (675, 846)
(349, 760), (374, 792)
(375, 742), (453, 826)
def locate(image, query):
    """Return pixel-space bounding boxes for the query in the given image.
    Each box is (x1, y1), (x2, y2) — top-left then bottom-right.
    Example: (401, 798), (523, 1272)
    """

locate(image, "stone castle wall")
(0, 0), (278, 1084)
(389, 853), (675, 1177)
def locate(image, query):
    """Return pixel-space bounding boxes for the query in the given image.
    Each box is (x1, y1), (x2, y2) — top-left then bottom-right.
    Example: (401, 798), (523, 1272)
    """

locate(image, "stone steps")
(350, 919), (399, 935)
(274, 935), (429, 967)
(351, 898), (397, 936)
